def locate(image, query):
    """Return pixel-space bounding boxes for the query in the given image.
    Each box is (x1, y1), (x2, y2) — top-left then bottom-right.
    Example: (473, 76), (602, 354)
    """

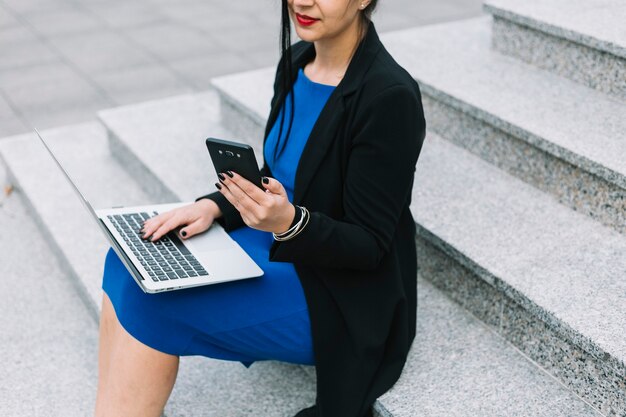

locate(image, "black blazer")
(199, 23), (426, 417)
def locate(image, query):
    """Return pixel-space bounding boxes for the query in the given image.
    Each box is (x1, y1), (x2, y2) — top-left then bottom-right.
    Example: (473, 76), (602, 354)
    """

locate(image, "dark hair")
(273, 0), (378, 162)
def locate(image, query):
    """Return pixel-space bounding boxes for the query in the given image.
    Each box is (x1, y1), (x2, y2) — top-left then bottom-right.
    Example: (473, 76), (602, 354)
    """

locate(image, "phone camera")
(225, 151), (235, 157)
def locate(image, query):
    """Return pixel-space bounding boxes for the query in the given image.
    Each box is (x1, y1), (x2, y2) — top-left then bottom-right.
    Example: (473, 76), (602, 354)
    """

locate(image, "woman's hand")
(216, 171), (295, 234)
(140, 199), (222, 242)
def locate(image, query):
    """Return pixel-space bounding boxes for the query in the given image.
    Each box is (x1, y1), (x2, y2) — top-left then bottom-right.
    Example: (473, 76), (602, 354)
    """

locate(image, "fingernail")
(181, 230), (187, 237)
(217, 173), (225, 181)
(226, 171), (234, 178)
(215, 182), (222, 190)
(262, 177), (269, 184)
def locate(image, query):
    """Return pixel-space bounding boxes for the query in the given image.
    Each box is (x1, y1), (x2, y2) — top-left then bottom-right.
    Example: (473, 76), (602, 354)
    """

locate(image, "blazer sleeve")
(269, 84), (426, 270)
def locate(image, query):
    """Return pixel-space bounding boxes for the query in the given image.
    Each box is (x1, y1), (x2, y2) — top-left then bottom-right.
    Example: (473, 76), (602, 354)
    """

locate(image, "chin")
(293, 29), (318, 43)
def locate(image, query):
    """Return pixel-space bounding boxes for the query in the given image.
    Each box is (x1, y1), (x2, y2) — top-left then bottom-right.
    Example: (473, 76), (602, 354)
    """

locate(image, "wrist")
(276, 204), (297, 234)
(196, 198), (222, 218)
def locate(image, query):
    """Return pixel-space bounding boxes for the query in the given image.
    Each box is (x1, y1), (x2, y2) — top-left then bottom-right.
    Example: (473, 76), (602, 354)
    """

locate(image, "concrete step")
(92, 86), (618, 415)
(383, 17), (625, 234)
(0, 190), (99, 416)
(412, 133), (626, 417)
(0, 122), (156, 318)
(377, 277), (601, 417)
(209, 61), (626, 413)
(98, 90), (244, 203)
(483, 0), (626, 99)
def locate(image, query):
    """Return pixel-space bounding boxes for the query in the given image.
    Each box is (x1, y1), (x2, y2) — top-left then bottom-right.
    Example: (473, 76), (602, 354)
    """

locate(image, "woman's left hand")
(216, 171), (296, 234)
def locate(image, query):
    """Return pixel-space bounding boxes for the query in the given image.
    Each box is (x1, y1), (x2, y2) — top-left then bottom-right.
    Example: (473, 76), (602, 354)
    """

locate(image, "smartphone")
(205, 137), (263, 189)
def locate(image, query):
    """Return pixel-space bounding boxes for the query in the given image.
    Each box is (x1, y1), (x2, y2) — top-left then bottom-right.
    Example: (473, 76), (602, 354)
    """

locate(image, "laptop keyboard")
(107, 212), (209, 283)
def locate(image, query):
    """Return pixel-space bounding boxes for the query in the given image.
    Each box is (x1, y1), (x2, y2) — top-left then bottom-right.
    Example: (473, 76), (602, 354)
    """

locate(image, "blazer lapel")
(264, 23), (384, 204)
(293, 92), (346, 204)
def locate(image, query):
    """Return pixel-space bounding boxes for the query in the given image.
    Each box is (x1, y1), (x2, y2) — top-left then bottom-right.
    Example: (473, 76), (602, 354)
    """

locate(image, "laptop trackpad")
(184, 224), (231, 252)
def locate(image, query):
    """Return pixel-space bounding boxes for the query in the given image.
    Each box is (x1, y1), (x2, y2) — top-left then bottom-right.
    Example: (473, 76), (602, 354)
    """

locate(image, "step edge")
(417, 82), (626, 190)
(210, 53), (626, 191)
(416, 221), (625, 373)
(482, 3), (626, 59)
(0, 139), (100, 322)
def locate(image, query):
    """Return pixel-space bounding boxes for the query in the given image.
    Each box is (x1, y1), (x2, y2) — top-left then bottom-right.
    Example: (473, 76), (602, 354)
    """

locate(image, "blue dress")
(102, 68), (336, 368)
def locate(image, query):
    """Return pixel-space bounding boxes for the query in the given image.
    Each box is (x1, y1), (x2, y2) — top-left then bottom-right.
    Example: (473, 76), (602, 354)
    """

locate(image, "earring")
(360, 2), (367, 9)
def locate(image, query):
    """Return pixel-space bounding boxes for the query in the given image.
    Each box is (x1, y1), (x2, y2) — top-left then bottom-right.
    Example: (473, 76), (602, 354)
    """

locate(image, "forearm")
(195, 191), (245, 231)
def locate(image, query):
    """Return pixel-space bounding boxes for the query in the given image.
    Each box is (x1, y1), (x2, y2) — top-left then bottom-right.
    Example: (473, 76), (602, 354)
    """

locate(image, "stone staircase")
(1, 2), (624, 416)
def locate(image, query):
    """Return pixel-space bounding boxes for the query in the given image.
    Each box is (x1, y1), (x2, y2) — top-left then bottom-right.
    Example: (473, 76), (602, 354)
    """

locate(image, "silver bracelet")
(273, 206), (310, 241)
(274, 205), (304, 238)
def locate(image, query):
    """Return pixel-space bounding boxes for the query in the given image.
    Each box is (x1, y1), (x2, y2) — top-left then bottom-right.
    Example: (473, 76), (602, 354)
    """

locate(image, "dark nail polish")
(181, 230), (187, 237)
(262, 177), (269, 184)
(215, 182), (222, 190)
(226, 171), (234, 178)
(218, 173), (225, 181)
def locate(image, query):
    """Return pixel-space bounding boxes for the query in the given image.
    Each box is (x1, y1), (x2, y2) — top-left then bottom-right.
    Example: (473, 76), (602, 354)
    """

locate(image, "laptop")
(35, 129), (264, 293)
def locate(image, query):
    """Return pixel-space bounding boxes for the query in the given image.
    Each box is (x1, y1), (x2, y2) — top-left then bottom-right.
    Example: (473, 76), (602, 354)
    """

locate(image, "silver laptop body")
(36, 129), (264, 294)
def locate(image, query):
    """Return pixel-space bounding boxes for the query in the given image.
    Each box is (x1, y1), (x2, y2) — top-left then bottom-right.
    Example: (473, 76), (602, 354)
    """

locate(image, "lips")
(295, 13), (319, 26)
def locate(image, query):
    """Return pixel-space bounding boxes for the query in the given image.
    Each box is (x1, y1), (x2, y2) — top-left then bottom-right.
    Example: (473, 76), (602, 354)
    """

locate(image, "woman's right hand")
(140, 199), (222, 242)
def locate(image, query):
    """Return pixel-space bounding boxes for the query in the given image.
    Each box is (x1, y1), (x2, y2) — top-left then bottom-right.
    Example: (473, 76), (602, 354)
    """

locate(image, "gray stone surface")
(91, 64), (192, 106)
(212, 67), (275, 143)
(166, 359), (315, 417)
(0, 0), (484, 136)
(0, 189), (99, 417)
(169, 53), (252, 91)
(381, 17), (626, 187)
(24, 7), (104, 37)
(99, 91), (238, 202)
(419, 93), (625, 234)
(412, 134), (626, 416)
(382, 17), (626, 233)
(1, 70), (113, 130)
(483, 0), (626, 59)
(377, 278), (601, 417)
(48, 30), (159, 76)
(0, 122), (155, 316)
(490, 15), (626, 99)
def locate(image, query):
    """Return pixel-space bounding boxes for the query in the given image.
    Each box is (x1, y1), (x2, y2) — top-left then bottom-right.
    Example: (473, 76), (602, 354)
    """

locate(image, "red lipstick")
(295, 13), (319, 27)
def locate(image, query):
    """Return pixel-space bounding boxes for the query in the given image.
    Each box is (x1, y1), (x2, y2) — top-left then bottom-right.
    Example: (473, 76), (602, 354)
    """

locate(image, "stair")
(0, 189), (98, 417)
(1, 3), (623, 415)
(0, 123), (155, 317)
(483, 0), (626, 99)
(385, 17), (626, 235)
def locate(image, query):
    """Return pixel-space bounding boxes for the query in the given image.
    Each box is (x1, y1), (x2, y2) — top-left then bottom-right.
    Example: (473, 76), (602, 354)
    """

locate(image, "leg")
(95, 292), (180, 417)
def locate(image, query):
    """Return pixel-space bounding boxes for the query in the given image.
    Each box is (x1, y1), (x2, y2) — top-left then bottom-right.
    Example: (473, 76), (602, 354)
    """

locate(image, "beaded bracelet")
(273, 205), (310, 241)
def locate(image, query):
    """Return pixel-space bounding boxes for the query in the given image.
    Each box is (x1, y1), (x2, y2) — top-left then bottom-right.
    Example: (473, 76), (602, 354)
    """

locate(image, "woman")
(96, 0), (426, 416)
